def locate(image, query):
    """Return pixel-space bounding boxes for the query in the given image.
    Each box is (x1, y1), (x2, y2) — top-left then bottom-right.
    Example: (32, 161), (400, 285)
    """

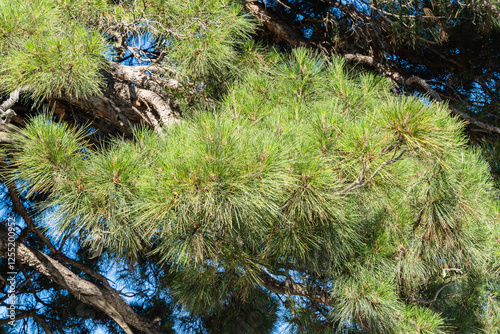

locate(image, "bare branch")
(0, 224), (163, 334)
(0, 310), (34, 325)
(135, 87), (178, 127)
(0, 87), (30, 124)
(406, 76), (443, 101)
(244, 1), (310, 47)
(33, 313), (54, 334)
(109, 62), (180, 93)
(442, 268), (463, 278)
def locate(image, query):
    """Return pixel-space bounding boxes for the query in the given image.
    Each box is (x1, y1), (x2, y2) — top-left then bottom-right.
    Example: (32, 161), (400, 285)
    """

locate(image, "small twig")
(337, 149), (407, 195)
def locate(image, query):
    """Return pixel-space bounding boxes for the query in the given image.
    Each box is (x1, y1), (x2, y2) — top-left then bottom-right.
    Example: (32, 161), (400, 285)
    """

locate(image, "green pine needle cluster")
(163, 1), (257, 81)
(0, 0), (107, 101)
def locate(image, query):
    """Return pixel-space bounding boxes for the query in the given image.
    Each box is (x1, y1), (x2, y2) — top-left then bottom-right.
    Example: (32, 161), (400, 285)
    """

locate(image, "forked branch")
(337, 149), (407, 195)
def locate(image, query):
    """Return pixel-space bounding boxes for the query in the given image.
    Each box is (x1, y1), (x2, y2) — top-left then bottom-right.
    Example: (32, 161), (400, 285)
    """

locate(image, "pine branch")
(109, 63), (180, 93)
(0, 223), (163, 334)
(345, 53), (500, 134)
(482, 0), (500, 21)
(243, 1), (310, 47)
(134, 87), (178, 127)
(244, 3), (500, 135)
(5, 181), (113, 290)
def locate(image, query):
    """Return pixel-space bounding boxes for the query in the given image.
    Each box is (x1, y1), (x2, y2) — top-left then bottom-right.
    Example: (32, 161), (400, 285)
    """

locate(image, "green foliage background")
(1, 0), (500, 333)
(7, 48), (499, 332)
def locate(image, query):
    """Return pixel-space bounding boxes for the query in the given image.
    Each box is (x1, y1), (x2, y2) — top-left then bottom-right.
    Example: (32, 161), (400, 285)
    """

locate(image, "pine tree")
(1, 1), (500, 333)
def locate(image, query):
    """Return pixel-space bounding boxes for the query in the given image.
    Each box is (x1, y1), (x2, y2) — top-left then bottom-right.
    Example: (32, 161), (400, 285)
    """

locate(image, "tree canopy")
(1, 1), (500, 333)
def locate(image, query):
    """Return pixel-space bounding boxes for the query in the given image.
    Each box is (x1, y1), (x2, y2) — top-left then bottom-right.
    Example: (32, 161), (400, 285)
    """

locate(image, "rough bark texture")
(3, 61), (180, 137)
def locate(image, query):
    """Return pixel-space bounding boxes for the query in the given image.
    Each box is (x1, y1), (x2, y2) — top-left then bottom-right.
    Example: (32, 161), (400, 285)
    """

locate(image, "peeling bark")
(0, 62), (181, 136)
(0, 87), (30, 124)
(109, 63), (180, 93)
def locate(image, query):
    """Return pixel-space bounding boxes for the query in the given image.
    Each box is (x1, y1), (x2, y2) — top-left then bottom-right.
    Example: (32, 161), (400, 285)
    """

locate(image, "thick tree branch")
(0, 61), (181, 136)
(109, 62), (180, 95)
(244, 1), (310, 47)
(0, 87), (30, 124)
(345, 53), (500, 134)
(2, 182), (164, 333)
(0, 224), (163, 334)
(134, 87), (178, 127)
(344, 53), (406, 85)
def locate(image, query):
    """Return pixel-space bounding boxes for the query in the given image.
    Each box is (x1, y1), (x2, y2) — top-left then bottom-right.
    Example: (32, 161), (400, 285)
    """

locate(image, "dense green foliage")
(8, 49), (500, 332)
(0, 0), (107, 101)
(2, 0), (500, 333)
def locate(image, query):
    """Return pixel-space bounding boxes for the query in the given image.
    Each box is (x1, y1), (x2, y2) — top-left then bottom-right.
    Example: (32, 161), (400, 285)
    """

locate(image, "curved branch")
(0, 87), (30, 124)
(109, 62), (180, 94)
(411, 280), (455, 305)
(405, 76), (500, 134)
(134, 87), (178, 127)
(245, 2), (500, 135)
(345, 53), (500, 134)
